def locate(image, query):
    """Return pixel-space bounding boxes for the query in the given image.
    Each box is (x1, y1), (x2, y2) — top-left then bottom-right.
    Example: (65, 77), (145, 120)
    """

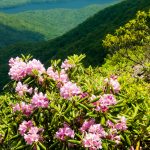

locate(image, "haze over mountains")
(0, 0), (150, 90)
(0, 0), (120, 48)
(0, 0), (120, 9)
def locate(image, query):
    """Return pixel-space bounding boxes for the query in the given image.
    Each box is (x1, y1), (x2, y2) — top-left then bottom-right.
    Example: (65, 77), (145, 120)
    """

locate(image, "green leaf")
(36, 144), (41, 150)
(49, 141), (59, 149)
(132, 105), (139, 119)
(90, 97), (100, 103)
(3, 128), (8, 142)
(16, 145), (30, 150)
(68, 140), (81, 145)
(77, 103), (90, 111)
(125, 134), (131, 146)
(38, 142), (46, 150)
(63, 116), (71, 124)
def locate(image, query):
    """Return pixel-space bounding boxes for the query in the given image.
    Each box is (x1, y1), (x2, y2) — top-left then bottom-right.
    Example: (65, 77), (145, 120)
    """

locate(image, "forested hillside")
(0, 0), (150, 90)
(0, 0), (121, 8)
(0, 5), (107, 48)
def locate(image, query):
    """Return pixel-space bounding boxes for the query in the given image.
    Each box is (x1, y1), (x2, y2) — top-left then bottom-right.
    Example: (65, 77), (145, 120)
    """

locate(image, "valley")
(0, 1), (121, 48)
(0, 0), (119, 10)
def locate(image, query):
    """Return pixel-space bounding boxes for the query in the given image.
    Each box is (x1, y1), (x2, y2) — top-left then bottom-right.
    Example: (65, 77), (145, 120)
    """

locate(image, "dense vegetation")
(0, 0), (150, 90)
(0, 4), (108, 48)
(0, 11), (149, 150)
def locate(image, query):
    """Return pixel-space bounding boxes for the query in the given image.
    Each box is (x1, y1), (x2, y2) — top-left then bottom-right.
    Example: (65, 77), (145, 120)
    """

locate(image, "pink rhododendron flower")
(58, 69), (69, 83)
(31, 92), (49, 108)
(12, 103), (21, 112)
(106, 120), (115, 128)
(24, 127), (43, 145)
(107, 128), (121, 144)
(82, 133), (102, 150)
(111, 135), (121, 144)
(26, 59), (46, 75)
(18, 120), (33, 136)
(9, 60), (27, 81)
(88, 124), (107, 138)
(55, 124), (75, 141)
(60, 81), (81, 99)
(21, 102), (34, 116)
(9, 57), (22, 67)
(47, 67), (69, 86)
(9, 58), (46, 80)
(15, 82), (33, 96)
(13, 102), (34, 116)
(47, 66), (59, 81)
(115, 116), (127, 131)
(104, 76), (120, 93)
(80, 119), (95, 133)
(93, 94), (117, 112)
(80, 92), (89, 99)
(61, 59), (74, 71)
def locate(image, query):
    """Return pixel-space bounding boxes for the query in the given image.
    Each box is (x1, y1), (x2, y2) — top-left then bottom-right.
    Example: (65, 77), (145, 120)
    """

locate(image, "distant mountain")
(0, 0), (69, 8)
(0, 0), (150, 90)
(0, 4), (109, 48)
(0, 0), (118, 8)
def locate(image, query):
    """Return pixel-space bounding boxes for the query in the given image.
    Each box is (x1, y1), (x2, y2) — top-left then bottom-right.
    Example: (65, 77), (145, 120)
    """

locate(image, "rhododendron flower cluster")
(107, 128), (121, 144)
(31, 92), (49, 108)
(19, 121), (43, 145)
(19, 120), (33, 136)
(107, 117), (127, 131)
(81, 122), (105, 149)
(47, 66), (59, 81)
(93, 94), (117, 112)
(13, 92), (49, 116)
(47, 67), (69, 86)
(9, 57), (22, 67)
(104, 76), (120, 93)
(83, 133), (102, 150)
(60, 81), (82, 99)
(8, 56), (130, 149)
(81, 116), (127, 149)
(8, 57), (45, 81)
(106, 118), (128, 144)
(24, 127), (43, 145)
(80, 119), (95, 133)
(26, 59), (46, 75)
(88, 124), (107, 138)
(9, 59), (27, 81)
(55, 124), (75, 141)
(15, 82), (33, 96)
(13, 102), (34, 116)
(61, 59), (74, 71)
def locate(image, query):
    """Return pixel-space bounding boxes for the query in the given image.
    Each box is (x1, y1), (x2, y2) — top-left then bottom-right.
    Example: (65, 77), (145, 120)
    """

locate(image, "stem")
(136, 141), (140, 150)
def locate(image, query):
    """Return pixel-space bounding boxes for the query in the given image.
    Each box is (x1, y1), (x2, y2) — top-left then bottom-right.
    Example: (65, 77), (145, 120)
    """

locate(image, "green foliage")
(0, 52), (149, 149)
(103, 11), (150, 65)
(103, 10), (150, 83)
(99, 11), (150, 148)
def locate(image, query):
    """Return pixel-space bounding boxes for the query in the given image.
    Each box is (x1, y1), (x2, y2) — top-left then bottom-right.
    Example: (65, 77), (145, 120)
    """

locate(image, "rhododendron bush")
(0, 54), (149, 150)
